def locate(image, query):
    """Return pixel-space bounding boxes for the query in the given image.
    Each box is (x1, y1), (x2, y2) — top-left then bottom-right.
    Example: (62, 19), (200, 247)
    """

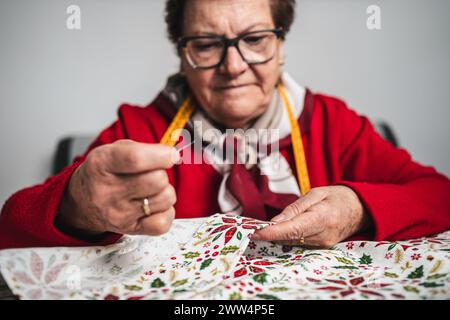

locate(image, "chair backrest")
(52, 135), (94, 175)
(374, 121), (399, 148)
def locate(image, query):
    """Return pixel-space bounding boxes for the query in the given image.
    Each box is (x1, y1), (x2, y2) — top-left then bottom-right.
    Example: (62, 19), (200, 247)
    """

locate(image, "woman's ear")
(179, 60), (186, 76)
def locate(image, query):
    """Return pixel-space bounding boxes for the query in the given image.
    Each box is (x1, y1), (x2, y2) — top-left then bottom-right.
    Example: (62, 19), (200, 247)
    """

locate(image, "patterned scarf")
(162, 72), (306, 221)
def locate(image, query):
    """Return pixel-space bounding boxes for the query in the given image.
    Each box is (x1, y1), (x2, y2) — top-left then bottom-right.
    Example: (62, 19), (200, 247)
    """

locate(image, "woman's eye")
(193, 41), (221, 51)
(243, 36), (265, 45)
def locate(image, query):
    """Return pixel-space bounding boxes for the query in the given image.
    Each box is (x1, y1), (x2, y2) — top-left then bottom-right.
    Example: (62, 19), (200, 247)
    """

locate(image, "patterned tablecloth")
(0, 214), (449, 300)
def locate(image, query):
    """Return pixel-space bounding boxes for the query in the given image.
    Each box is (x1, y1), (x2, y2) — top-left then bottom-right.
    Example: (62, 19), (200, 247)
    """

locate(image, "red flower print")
(233, 267), (248, 278)
(346, 242), (354, 250)
(248, 241), (257, 250)
(233, 256), (274, 278)
(210, 216), (264, 245)
(12, 251), (68, 299)
(411, 253), (421, 261)
(318, 277), (392, 299)
(224, 227), (237, 244)
(203, 242), (211, 248)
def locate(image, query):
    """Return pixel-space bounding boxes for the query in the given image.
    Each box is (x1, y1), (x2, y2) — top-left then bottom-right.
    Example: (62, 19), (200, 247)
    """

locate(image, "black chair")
(52, 135), (94, 175)
(374, 121), (399, 148)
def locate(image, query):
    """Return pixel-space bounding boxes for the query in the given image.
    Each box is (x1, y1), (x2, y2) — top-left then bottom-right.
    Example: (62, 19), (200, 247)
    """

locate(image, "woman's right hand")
(56, 139), (180, 238)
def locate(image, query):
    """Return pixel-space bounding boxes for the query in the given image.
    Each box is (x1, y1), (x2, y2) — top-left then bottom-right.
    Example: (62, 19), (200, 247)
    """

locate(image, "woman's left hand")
(252, 186), (373, 249)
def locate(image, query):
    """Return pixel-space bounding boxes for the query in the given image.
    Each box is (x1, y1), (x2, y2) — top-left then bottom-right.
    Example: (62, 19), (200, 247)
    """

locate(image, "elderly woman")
(1, 0), (449, 250)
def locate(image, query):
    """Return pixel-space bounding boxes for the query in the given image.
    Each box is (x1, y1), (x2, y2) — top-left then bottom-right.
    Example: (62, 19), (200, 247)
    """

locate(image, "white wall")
(1, 0), (449, 205)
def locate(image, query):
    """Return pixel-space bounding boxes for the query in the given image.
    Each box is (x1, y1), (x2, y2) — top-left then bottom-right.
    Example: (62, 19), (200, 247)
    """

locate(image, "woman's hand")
(252, 186), (373, 248)
(56, 140), (180, 238)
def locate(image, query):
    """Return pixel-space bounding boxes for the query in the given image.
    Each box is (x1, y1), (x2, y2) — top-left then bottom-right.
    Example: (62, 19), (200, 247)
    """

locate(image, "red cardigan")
(1, 90), (449, 249)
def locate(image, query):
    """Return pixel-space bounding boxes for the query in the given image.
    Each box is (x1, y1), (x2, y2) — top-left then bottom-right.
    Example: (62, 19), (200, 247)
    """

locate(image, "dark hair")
(165, 0), (296, 45)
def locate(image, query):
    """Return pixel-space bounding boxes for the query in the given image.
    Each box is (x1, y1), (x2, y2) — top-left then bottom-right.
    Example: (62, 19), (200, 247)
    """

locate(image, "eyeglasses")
(178, 28), (284, 70)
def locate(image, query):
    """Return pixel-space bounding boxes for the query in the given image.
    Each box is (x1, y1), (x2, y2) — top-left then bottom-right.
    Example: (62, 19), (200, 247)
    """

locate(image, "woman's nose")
(219, 46), (248, 77)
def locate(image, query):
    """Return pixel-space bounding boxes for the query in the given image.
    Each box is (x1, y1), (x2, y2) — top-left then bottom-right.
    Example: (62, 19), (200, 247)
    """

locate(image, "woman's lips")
(214, 84), (251, 91)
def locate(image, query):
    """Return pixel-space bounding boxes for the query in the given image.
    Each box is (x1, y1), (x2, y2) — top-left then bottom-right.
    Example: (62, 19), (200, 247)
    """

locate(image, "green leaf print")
(403, 286), (420, 293)
(151, 278), (166, 288)
(256, 294), (280, 300)
(237, 231), (242, 240)
(200, 258), (213, 270)
(407, 266), (424, 279)
(274, 259), (290, 264)
(387, 244), (397, 251)
(220, 245), (240, 255)
(123, 285), (142, 291)
(173, 289), (188, 293)
(270, 287), (289, 292)
(336, 257), (354, 265)
(253, 272), (268, 285)
(426, 273), (447, 280)
(229, 292), (242, 300)
(183, 251), (201, 259)
(419, 282), (444, 288)
(384, 272), (399, 278)
(212, 233), (222, 242)
(172, 279), (189, 287)
(332, 266), (358, 270)
(359, 254), (373, 265)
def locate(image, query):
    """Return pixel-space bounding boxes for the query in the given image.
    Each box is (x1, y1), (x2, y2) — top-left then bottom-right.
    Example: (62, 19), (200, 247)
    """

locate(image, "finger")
(253, 208), (325, 242)
(136, 207), (176, 236)
(103, 141), (180, 174)
(277, 230), (338, 249)
(271, 188), (326, 223)
(132, 185), (177, 217)
(119, 169), (170, 199)
(277, 235), (321, 248)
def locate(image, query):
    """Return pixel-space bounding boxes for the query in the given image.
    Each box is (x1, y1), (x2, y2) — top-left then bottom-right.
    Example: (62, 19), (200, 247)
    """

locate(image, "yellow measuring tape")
(277, 84), (311, 195)
(160, 97), (194, 146)
(160, 86), (311, 196)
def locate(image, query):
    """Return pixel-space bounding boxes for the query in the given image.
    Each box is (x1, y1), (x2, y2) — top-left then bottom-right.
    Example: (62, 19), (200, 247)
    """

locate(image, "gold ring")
(142, 198), (151, 216)
(299, 235), (305, 245)
(288, 230), (305, 246)
(289, 237), (305, 246)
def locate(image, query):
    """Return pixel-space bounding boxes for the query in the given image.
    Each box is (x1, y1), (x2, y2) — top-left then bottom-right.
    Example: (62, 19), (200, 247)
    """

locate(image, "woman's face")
(181, 0), (283, 129)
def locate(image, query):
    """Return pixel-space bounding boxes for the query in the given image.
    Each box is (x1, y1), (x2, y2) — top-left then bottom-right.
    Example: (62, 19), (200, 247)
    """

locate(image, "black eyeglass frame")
(178, 28), (284, 70)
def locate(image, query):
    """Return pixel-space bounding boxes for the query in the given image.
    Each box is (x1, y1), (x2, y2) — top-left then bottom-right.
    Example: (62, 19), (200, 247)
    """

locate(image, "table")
(0, 215), (449, 300)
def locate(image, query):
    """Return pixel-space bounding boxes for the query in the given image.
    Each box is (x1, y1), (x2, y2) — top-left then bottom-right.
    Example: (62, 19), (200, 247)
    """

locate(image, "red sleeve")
(320, 96), (450, 241)
(0, 118), (128, 249)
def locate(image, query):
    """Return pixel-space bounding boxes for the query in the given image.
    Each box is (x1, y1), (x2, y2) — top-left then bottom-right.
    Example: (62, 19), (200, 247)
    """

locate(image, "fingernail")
(271, 215), (286, 223)
(251, 233), (261, 240)
(170, 148), (181, 164)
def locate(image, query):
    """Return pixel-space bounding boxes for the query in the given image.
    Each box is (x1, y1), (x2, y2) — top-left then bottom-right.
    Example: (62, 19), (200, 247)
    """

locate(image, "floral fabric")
(0, 214), (449, 300)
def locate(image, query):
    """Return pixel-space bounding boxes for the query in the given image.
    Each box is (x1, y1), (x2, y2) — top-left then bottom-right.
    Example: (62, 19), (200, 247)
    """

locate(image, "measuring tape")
(277, 84), (311, 195)
(160, 86), (311, 196)
(160, 97), (194, 146)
